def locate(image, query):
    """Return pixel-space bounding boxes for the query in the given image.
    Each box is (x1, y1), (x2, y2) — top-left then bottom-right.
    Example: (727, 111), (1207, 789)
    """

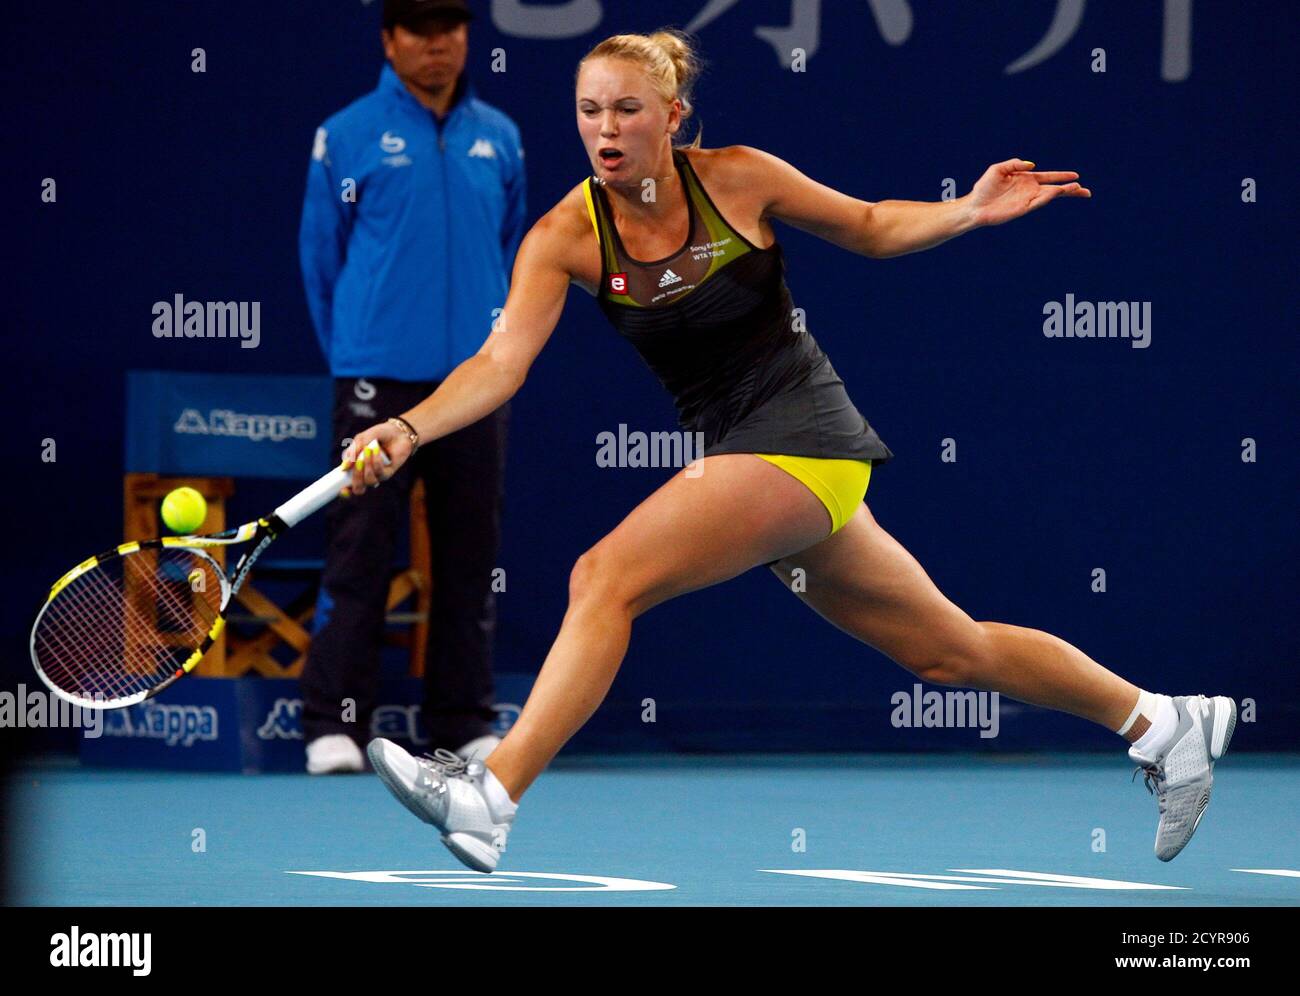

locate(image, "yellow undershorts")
(754, 453), (872, 534)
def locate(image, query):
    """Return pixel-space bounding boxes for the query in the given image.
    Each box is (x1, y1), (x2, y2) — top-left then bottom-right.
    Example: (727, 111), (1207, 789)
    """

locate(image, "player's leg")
(483, 453), (836, 798)
(368, 451), (834, 869)
(769, 501), (1236, 860)
(769, 503), (1143, 727)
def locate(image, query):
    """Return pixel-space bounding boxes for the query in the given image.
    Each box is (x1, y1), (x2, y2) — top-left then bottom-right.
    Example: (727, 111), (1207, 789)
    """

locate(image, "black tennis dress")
(583, 147), (893, 465)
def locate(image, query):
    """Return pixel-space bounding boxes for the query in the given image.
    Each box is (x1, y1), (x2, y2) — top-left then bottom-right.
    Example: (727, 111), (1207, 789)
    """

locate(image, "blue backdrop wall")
(7, 1), (1297, 750)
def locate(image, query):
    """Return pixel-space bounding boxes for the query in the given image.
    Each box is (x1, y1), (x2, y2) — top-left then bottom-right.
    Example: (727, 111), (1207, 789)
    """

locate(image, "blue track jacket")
(300, 65), (526, 380)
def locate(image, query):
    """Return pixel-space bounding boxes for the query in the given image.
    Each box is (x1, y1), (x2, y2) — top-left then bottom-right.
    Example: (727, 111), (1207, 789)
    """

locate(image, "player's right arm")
(343, 196), (587, 492)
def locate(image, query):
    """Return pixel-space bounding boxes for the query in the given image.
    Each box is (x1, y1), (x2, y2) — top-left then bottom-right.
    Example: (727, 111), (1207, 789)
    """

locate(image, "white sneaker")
(456, 734), (502, 761)
(1130, 694), (1237, 861)
(367, 738), (512, 873)
(305, 734), (364, 775)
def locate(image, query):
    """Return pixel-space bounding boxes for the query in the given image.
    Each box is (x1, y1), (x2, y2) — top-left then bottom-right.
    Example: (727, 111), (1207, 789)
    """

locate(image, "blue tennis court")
(10, 753), (1298, 906)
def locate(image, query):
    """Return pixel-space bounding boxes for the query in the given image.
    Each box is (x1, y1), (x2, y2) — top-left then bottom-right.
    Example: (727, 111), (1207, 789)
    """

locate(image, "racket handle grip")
(274, 466), (352, 528)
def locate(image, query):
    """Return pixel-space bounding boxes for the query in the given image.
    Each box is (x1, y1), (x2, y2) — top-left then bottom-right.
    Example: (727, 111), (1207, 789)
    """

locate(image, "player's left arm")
(741, 146), (1089, 259)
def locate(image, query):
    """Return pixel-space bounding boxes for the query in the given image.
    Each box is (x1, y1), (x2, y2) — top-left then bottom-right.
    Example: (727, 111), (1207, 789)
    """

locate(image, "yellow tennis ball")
(161, 487), (207, 534)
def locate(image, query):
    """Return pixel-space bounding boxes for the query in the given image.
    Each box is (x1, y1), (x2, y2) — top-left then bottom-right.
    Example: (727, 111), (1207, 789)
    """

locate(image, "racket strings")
(48, 571), (192, 688)
(37, 555), (217, 701)
(64, 551), (221, 690)
(34, 549), (224, 703)
(37, 562), (197, 700)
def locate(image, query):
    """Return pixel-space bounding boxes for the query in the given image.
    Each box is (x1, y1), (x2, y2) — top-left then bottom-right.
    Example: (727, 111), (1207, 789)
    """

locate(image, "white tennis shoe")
(305, 734), (365, 775)
(1129, 694), (1236, 861)
(367, 738), (511, 873)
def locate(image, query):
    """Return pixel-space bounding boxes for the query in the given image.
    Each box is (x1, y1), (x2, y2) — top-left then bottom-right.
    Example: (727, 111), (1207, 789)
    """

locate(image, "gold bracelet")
(387, 416), (420, 449)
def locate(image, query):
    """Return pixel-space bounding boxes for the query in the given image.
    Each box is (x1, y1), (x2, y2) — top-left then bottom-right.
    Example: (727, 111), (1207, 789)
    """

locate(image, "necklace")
(592, 169), (678, 187)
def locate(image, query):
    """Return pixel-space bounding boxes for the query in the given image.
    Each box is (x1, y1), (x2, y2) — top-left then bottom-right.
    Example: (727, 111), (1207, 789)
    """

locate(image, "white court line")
(952, 869), (1185, 890)
(762, 870), (993, 891)
(763, 869), (1185, 890)
(287, 869), (676, 892)
(1231, 869), (1300, 878)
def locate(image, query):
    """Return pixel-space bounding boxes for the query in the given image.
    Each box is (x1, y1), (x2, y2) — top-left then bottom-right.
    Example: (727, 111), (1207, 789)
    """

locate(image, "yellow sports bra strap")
(583, 178), (622, 277)
(582, 179), (600, 240)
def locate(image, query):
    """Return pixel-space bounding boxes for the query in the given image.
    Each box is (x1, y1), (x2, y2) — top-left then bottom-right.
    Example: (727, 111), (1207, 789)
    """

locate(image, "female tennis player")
(346, 29), (1235, 873)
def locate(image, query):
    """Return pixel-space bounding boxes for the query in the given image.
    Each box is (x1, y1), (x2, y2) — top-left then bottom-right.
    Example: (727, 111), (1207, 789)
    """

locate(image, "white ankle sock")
(1117, 689), (1157, 736)
(482, 768), (518, 822)
(1124, 692), (1178, 757)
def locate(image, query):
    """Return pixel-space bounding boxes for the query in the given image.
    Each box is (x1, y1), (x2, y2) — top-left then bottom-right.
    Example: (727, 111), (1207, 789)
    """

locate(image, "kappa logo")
(658, 268), (682, 288)
(608, 272), (628, 295)
(371, 704), (427, 745)
(467, 138), (497, 159)
(173, 408), (317, 443)
(380, 131), (406, 154)
(256, 699), (521, 743)
(104, 702), (218, 748)
(257, 698), (304, 740)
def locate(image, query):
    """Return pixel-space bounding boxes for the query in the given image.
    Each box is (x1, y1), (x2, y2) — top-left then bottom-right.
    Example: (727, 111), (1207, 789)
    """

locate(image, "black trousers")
(300, 377), (508, 749)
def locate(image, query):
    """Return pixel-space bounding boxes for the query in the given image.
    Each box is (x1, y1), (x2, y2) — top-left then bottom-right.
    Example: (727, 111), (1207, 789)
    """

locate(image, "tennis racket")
(30, 447), (385, 710)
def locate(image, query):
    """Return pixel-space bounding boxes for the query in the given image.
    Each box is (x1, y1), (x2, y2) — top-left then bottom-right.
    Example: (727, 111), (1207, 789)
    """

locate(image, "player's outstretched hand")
(341, 421), (414, 495)
(967, 158), (1090, 227)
